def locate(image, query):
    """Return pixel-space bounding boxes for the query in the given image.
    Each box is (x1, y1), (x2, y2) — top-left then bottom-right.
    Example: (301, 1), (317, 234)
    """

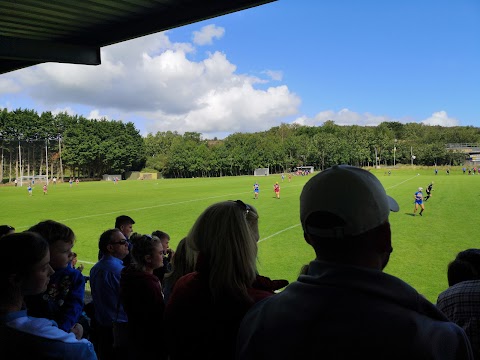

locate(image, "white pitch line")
(78, 260), (96, 265)
(46, 191), (255, 224)
(385, 174), (420, 190)
(258, 224), (301, 243)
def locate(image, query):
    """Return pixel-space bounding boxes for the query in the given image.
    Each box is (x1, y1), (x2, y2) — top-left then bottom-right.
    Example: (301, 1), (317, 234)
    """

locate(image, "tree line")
(1, 108), (479, 181)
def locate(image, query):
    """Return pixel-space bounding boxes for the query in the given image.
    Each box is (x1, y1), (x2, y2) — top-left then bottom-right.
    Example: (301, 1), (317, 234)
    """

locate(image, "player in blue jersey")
(413, 187), (424, 216)
(253, 182), (260, 199)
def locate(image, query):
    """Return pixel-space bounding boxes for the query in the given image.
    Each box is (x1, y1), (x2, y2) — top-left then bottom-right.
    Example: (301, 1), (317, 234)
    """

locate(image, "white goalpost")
(19, 175), (48, 187)
(254, 168), (269, 176)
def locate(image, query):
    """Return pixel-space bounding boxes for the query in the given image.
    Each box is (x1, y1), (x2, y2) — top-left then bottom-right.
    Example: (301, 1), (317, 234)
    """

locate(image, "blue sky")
(0, 0), (479, 139)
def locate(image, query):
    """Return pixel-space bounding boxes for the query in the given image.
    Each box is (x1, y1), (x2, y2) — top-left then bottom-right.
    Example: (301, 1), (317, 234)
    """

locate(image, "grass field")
(0, 167), (478, 303)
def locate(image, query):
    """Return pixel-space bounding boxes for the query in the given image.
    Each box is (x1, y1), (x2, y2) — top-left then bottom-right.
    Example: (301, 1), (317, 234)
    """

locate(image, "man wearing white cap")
(236, 165), (473, 359)
(414, 186), (425, 216)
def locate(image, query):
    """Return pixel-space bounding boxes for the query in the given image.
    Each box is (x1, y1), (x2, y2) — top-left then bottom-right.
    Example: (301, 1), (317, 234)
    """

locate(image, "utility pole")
(393, 139), (397, 167)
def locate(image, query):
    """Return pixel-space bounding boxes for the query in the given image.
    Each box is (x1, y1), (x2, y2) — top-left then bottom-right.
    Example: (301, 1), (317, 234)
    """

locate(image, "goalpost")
(19, 175), (48, 187)
(254, 168), (269, 176)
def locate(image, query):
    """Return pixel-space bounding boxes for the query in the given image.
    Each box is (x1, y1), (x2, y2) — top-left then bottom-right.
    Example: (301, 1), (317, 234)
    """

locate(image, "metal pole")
(45, 140), (49, 185)
(393, 139), (397, 167)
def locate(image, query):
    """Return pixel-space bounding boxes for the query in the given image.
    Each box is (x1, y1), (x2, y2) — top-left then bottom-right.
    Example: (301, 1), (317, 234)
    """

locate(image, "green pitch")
(0, 168), (477, 303)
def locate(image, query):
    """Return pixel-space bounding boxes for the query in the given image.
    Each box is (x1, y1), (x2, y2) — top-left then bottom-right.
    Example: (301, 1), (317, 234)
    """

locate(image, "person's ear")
(304, 232), (314, 246)
(145, 254), (152, 264)
(375, 222), (392, 254)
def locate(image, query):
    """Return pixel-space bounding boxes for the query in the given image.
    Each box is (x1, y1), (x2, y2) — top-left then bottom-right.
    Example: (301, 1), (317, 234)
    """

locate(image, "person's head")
(0, 225), (15, 238)
(98, 228), (129, 260)
(186, 200), (259, 303)
(152, 230), (170, 253)
(300, 165), (399, 270)
(115, 215), (135, 239)
(71, 252), (78, 267)
(418, 187), (423, 192)
(28, 220), (75, 270)
(0, 232), (54, 306)
(447, 249), (480, 286)
(131, 234), (164, 272)
(165, 237), (197, 286)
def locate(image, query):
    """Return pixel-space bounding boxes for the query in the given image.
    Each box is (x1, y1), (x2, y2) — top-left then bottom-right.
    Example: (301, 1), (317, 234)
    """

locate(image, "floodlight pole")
(45, 140), (49, 185)
(393, 139), (397, 167)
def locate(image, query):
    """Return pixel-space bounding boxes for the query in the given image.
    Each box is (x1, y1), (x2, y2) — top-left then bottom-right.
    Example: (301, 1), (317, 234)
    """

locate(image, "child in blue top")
(0, 232), (97, 359)
(25, 220), (86, 339)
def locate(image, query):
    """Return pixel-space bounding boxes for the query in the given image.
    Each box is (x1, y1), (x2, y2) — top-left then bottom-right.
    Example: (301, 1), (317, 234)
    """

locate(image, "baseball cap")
(300, 165), (399, 238)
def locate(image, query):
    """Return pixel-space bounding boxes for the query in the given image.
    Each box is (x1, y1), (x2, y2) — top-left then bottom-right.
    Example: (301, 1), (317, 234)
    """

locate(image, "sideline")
(385, 174), (420, 190)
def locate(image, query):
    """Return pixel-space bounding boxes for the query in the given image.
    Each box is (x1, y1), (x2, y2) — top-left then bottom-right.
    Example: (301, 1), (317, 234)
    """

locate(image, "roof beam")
(0, 36), (101, 66)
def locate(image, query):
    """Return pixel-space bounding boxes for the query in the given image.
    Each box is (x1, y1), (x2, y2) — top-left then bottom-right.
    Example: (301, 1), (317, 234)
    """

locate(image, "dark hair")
(98, 229), (122, 253)
(131, 235), (161, 270)
(0, 232), (49, 301)
(152, 230), (170, 241)
(0, 225), (15, 238)
(115, 215), (135, 229)
(447, 249), (480, 286)
(28, 220), (75, 245)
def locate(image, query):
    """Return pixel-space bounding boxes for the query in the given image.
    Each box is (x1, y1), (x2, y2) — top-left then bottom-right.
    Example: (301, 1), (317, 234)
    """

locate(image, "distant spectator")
(437, 249), (480, 358)
(0, 225), (15, 238)
(25, 220), (86, 340)
(71, 252), (85, 273)
(98, 215), (135, 264)
(152, 230), (174, 286)
(236, 165), (473, 360)
(165, 200), (287, 360)
(0, 232), (97, 359)
(120, 234), (167, 360)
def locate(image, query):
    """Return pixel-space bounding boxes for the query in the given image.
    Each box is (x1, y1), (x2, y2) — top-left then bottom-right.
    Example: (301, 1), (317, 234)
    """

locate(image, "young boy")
(25, 220), (86, 340)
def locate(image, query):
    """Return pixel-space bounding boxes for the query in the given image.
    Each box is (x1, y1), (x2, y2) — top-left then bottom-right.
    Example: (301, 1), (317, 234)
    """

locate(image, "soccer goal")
(19, 175), (48, 186)
(254, 168), (269, 176)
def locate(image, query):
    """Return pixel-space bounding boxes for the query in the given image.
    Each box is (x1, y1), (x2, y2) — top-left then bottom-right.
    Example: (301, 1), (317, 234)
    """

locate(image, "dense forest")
(1, 108), (479, 180)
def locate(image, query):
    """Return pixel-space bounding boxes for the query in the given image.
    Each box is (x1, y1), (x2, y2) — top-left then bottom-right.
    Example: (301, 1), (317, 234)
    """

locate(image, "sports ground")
(0, 166), (477, 303)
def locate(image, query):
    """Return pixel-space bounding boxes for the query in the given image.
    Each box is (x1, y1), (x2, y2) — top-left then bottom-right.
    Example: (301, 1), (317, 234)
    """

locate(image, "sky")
(0, 0), (479, 139)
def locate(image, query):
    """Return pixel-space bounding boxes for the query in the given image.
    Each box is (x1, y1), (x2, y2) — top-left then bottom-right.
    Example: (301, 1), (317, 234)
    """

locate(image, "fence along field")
(0, 167), (477, 303)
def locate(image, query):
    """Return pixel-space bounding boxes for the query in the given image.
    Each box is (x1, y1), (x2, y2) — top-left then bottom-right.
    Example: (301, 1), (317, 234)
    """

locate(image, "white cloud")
(294, 108), (391, 127)
(0, 28), (299, 139)
(193, 25), (225, 45)
(421, 111), (459, 126)
(51, 107), (75, 116)
(87, 109), (110, 120)
(0, 78), (21, 95)
(263, 70), (283, 81)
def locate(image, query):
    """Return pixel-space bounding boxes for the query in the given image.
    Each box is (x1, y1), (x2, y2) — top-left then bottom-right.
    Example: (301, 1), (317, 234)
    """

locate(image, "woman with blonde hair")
(162, 237), (196, 304)
(164, 200), (287, 360)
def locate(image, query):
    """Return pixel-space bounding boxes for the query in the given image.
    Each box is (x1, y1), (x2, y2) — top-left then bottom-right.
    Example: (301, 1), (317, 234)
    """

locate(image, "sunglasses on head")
(232, 199), (251, 215)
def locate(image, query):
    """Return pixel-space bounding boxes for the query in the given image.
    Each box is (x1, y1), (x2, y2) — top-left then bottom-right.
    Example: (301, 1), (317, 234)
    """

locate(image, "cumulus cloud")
(0, 78), (21, 95)
(294, 108), (392, 127)
(421, 111), (459, 126)
(87, 109), (110, 120)
(193, 25), (225, 45)
(52, 107), (75, 116)
(263, 70), (283, 81)
(1, 28), (299, 139)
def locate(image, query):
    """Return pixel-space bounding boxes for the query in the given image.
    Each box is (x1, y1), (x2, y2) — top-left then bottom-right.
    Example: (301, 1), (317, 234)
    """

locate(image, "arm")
(55, 269), (86, 332)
